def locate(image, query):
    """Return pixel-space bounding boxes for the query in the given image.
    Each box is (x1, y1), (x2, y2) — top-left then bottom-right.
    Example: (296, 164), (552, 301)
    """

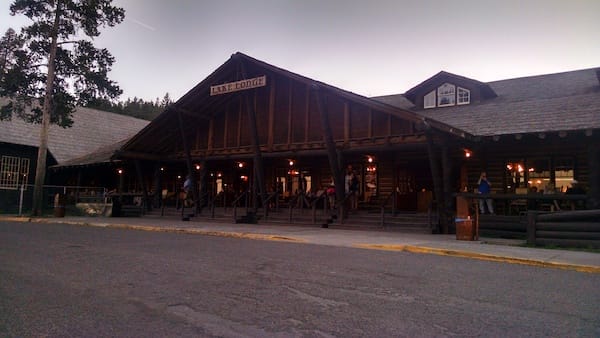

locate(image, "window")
(554, 158), (574, 193)
(424, 90), (436, 108)
(0, 156), (30, 190)
(424, 83), (470, 109)
(457, 87), (470, 105)
(437, 83), (456, 106)
(505, 157), (574, 193)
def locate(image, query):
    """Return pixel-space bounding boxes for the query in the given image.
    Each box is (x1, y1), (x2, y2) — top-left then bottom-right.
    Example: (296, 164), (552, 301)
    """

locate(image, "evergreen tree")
(1, 0), (124, 216)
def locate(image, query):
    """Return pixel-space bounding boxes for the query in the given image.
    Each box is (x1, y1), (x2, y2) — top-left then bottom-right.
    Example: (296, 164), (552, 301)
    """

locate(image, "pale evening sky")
(1, 0), (599, 102)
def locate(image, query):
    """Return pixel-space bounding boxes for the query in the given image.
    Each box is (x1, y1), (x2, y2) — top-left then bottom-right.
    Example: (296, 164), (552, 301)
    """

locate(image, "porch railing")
(379, 190), (398, 228)
(232, 190), (250, 222)
(262, 191), (279, 220)
(286, 192), (329, 224)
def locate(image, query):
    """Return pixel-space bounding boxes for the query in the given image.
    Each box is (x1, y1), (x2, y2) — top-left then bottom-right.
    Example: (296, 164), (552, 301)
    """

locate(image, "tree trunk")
(32, 1), (61, 216)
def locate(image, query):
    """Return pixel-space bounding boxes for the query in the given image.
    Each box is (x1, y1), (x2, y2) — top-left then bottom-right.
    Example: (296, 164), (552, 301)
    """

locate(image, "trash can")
(455, 218), (475, 241)
(54, 193), (66, 217)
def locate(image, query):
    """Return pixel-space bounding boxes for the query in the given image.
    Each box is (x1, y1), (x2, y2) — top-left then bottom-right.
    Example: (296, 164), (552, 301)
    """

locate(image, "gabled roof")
(120, 52), (471, 158)
(403, 71), (497, 103)
(0, 98), (149, 163)
(374, 67), (600, 137)
(51, 138), (129, 169)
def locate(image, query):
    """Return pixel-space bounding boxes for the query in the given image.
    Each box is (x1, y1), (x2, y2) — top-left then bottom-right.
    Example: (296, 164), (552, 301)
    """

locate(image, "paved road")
(1, 221), (599, 337)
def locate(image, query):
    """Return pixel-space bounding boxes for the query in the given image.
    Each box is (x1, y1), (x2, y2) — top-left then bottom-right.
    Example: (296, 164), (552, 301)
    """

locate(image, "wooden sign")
(210, 75), (266, 96)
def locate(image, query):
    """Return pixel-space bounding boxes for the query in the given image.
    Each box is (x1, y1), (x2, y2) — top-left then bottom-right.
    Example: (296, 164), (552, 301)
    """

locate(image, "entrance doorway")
(396, 159), (433, 212)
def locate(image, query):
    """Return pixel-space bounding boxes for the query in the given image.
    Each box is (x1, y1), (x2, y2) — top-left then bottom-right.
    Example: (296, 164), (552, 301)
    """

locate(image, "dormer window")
(437, 83), (455, 106)
(457, 87), (470, 105)
(424, 90), (436, 108)
(423, 83), (471, 109)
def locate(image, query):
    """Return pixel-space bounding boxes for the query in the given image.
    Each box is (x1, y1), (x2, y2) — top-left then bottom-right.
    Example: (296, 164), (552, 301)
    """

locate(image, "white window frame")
(424, 90), (436, 109)
(457, 87), (470, 105)
(437, 83), (456, 107)
(0, 155), (30, 190)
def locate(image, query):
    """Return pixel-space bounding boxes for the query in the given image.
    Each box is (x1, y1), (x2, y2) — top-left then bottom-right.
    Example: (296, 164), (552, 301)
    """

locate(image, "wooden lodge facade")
(115, 53), (470, 231)
(49, 53), (599, 235)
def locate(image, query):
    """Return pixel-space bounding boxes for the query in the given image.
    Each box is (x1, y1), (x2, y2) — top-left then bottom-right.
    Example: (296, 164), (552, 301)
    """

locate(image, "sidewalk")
(2, 215), (599, 273)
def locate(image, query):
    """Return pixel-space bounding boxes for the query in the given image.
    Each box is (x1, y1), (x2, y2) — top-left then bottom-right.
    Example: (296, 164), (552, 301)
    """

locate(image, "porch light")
(160, 167), (164, 171)
(117, 169), (123, 175)
(367, 156), (374, 163)
(196, 164), (201, 170)
(237, 162), (244, 168)
(289, 160), (294, 166)
(463, 149), (472, 158)
(177, 175), (181, 179)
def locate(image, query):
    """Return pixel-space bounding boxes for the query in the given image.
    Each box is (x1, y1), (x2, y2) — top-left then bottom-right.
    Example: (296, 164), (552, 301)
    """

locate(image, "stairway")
(142, 206), (432, 233)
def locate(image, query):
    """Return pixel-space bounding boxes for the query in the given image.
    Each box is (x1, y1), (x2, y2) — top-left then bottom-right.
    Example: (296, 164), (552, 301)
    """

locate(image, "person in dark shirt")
(477, 172), (494, 214)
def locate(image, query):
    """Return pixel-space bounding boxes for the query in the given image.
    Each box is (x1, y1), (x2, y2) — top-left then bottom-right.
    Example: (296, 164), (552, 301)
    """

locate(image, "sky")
(1, 0), (599, 102)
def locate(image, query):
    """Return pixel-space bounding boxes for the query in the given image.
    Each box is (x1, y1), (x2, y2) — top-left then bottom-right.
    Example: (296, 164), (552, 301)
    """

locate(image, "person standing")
(477, 172), (494, 214)
(183, 175), (193, 207)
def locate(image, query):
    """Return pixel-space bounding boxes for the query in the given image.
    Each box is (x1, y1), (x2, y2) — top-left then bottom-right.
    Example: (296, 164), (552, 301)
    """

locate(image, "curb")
(102, 223), (305, 243)
(0, 216), (304, 243)
(3, 216), (598, 273)
(355, 244), (600, 274)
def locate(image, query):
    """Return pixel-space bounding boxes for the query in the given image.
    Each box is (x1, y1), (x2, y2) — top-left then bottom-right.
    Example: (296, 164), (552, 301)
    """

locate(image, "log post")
(526, 210), (538, 245)
(313, 84), (345, 221)
(238, 60), (267, 212)
(588, 143), (600, 209)
(177, 110), (199, 215)
(152, 163), (162, 209)
(425, 124), (443, 233)
(441, 143), (453, 234)
(134, 160), (150, 212)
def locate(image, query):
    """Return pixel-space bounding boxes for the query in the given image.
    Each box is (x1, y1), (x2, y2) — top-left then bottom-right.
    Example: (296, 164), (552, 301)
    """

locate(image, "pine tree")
(1, 0), (125, 216)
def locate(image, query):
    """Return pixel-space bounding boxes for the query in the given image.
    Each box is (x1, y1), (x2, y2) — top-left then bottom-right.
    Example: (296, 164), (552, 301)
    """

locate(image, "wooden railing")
(527, 209), (600, 248)
(232, 191), (249, 222)
(379, 190), (398, 228)
(288, 192), (312, 222)
(262, 191), (279, 220)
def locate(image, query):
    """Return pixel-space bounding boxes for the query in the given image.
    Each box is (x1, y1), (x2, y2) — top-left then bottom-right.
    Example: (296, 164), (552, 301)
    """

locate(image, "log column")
(588, 142), (600, 209)
(177, 109), (199, 215)
(313, 84), (345, 219)
(238, 59), (266, 211)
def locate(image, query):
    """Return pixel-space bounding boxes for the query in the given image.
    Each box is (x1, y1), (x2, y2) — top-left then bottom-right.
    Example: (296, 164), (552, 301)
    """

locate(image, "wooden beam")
(287, 80), (293, 145)
(207, 117), (214, 152)
(441, 143), (452, 234)
(177, 110), (199, 215)
(304, 84), (310, 143)
(344, 102), (350, 144)
(223, 103), (229, 148)
(239, 60), (267, 211)
(171, 106), (210, 120)
(114, 150), (164, 161)
(267, 77), (275, 150)
(313, 84), (345, 218)
(425, 126), (443, 234)
(237, 98), (242, 147)
(134, 160), (151, 212)
(589, 143), (600, 209)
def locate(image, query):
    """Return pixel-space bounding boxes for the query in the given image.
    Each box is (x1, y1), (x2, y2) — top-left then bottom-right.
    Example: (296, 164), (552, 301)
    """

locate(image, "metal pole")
(19, 184), (25, 216)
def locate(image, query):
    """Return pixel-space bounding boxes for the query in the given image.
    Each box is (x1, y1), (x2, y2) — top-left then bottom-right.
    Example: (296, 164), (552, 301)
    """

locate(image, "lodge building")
(6, 52), (596, 234)
(100, 53), (599, 233)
